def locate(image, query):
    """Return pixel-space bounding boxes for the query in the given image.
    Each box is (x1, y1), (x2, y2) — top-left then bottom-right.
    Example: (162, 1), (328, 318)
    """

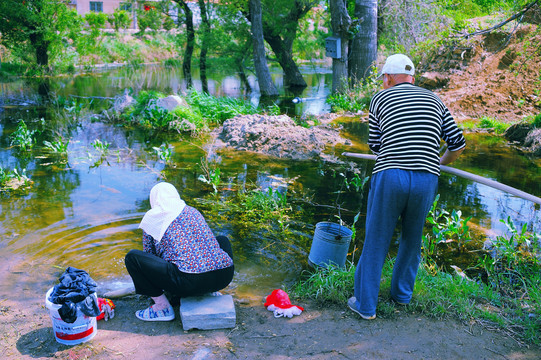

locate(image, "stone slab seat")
(179, 294), (236, 330)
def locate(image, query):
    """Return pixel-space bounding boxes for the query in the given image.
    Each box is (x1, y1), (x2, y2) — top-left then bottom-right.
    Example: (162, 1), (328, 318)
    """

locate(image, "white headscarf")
(138, 182), (186, 243)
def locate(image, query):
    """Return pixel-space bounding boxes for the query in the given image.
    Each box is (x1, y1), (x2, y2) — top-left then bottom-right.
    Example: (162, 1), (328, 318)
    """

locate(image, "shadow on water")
(1, 66), (540, 301)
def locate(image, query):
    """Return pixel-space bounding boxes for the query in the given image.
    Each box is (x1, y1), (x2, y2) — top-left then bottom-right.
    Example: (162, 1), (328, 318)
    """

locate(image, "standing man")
(348, 54), (466, 320)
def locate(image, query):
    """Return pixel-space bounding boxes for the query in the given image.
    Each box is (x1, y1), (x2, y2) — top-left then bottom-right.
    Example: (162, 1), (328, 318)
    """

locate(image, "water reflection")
(1, 67), (540, 301)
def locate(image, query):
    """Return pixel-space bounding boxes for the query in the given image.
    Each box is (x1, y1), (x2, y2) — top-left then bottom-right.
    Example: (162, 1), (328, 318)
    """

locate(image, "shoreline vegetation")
(2, 82), (540, 346)
(1, 0), (540, 347)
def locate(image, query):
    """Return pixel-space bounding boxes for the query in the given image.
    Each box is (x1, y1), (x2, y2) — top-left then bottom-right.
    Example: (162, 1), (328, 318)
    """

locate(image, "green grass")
(478, 116), (513, 134)
(186, 90), (261, 124)
(527, 113), (541, 128)
(292, 260), (356, 305)
(291, 216), (541, 345)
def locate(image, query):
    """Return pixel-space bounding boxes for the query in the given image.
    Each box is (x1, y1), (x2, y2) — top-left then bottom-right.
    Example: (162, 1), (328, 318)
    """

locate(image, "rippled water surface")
(1, 66), (539, 301)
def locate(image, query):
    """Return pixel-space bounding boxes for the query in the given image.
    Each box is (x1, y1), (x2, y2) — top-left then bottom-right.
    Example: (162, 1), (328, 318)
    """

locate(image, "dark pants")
(125, 236), (234, 298)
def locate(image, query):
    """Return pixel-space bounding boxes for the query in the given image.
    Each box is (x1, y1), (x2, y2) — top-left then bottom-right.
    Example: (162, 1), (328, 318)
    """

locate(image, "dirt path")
(1, 290), (540, 360)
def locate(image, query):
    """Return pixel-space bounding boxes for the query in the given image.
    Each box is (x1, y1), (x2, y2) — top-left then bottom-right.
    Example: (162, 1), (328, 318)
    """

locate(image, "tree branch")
(460, 0), (539, 38)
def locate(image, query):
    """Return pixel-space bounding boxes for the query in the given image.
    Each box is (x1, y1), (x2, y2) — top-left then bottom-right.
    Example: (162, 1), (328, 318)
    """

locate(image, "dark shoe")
(391, 297), (408, 306)
(347, 297), (376, 320)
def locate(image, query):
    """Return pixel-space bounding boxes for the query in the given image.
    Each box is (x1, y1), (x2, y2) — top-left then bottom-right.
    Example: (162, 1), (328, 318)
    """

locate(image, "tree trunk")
(29, 31), (49, 67)
(198, 0), (210, 93)
(249, 0), (278, 97)
(329, 0), (352, 94)
(175, 0), (194, 88)
(259, 0), (313, 88)
(349, 0), (378, 83)
(262, 32), (306, 88)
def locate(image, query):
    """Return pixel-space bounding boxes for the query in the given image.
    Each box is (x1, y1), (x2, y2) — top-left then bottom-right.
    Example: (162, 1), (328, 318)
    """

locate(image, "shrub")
(327, 67), (380, 113)
(108, 9), (131, 32)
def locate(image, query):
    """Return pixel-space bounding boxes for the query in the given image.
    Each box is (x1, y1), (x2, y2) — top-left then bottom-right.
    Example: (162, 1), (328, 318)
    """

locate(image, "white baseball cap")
(379, 54), (415, 77)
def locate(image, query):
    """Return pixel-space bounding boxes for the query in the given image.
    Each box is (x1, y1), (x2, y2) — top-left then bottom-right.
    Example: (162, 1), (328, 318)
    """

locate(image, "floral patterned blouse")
(142, 205), (233, 274)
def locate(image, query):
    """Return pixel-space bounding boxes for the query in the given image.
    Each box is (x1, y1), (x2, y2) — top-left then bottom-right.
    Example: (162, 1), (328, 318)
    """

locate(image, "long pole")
(342, 152), (541, 205)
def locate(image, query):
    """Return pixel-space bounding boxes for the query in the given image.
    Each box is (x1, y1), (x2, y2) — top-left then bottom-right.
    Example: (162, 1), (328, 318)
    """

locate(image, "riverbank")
(2, 287), (540, 360)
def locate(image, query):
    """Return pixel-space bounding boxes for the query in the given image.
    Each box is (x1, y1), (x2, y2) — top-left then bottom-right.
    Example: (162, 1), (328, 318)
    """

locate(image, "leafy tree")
(259, 0), (318, 88)
(137, 3), (163, 32)
(85, 11), (107, 34)
(211, 3), (254, 92)
(0, 0), (81, 68)
(108, 9), (132, 32)
(227, 0), (317, 88)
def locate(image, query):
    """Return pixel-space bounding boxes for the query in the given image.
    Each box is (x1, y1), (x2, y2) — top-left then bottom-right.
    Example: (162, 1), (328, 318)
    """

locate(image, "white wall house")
(70, 0), (168, 29)
(70, 1), (202, 29)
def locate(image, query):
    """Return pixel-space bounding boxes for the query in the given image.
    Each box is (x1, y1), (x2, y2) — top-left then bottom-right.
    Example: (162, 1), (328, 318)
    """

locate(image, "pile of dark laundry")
(48, 267), (101, 323)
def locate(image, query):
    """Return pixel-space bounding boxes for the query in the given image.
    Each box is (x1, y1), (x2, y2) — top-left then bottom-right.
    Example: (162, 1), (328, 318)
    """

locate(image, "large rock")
(418, 72), (450, 90)
(504, 123), (533, 144)
(524, 128), (541, 155)
(156, 95), (188, 111)
(215, 114), (351, 160)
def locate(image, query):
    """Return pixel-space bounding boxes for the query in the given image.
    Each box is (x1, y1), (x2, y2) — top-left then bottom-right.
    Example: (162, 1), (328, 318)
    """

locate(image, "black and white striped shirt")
(368, 83), (466, 176)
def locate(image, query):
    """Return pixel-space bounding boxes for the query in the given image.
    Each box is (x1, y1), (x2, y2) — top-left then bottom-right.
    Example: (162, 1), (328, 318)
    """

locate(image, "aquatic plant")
(43, 138), (70, 155)
(422, 194), (473, 267)
(153, 143), (173, 163)
(10, 120), (38, 152)
(242, 187), (288, 214)
(169, 106), (207, 134)
(198, 156), (221, 193)
(0, 166), (10, 188)
(479, 217), (540, 296)
(91, 139), (110, 155)
(236, 186), (292, 231)
(120, 91), (208, 134)
(0, 167), (31, 191)
(140, 100), (174, 129)
(329, 169), (369, 237)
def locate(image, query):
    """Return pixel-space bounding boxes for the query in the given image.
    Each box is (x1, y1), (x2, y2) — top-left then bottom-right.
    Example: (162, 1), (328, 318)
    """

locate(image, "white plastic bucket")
(45, 287), (98, 345)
